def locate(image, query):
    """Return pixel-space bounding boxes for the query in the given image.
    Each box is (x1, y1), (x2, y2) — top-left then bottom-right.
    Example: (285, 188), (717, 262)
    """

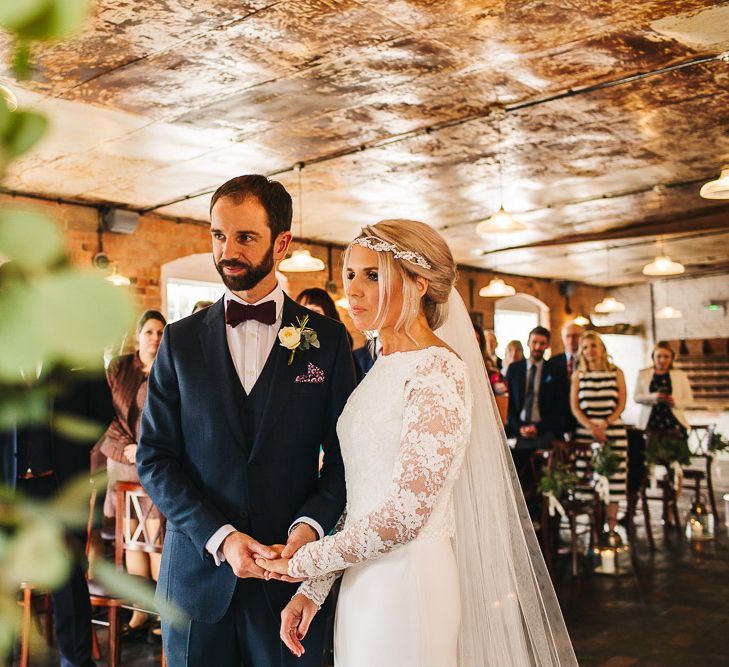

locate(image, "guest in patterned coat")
(570, 331), (628, 530)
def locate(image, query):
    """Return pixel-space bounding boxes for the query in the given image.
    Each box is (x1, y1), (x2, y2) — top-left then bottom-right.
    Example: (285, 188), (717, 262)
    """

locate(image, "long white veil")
(436, 288), (578, 666)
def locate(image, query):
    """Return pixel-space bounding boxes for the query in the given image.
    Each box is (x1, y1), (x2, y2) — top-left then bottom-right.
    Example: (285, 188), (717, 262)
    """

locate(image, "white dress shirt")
(205, 284), (323, 565)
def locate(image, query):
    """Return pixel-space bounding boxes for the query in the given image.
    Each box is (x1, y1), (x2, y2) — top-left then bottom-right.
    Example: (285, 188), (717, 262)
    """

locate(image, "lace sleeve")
(289, 355), (469, 579)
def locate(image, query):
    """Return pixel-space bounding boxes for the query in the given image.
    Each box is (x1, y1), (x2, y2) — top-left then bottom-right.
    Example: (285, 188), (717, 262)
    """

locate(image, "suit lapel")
(248, 296), (300, 463)
(199, 299), (248, 451)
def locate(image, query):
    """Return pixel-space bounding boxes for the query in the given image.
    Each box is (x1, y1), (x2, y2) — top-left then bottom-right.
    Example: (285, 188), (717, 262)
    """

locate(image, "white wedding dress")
(289, 346), (472, 667)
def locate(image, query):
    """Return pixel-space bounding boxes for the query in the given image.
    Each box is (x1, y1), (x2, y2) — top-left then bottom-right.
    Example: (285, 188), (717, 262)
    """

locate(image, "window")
(494, 310), (539, 359)
(166, 278), (224, 322)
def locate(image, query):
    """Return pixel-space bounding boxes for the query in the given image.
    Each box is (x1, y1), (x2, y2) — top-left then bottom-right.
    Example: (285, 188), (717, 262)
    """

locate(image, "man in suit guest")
(505, 326), (568, 448)
(549, 321), (584, 438)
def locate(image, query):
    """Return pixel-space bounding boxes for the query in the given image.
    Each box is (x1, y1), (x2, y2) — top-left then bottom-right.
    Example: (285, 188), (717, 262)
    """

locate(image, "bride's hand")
(280, 594), (319, 657)
(256, 556), (303, 581)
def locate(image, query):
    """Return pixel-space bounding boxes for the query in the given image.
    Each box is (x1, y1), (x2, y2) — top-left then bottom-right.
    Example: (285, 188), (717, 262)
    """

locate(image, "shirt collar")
(527, 357), (544, 369)
(225, 283), (285, 321)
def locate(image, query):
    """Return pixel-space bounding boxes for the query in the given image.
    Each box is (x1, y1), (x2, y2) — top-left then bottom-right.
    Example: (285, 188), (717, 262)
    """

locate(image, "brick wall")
(2, 194), (607, 352)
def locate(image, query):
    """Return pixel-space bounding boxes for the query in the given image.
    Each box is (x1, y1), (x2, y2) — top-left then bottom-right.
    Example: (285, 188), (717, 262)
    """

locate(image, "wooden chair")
(683, 424), (719, 518)
(540, 441), (601, 578)
(88, 481), (166, 667)
(625, 427), (654, 550)
(17, 584), (53, 667)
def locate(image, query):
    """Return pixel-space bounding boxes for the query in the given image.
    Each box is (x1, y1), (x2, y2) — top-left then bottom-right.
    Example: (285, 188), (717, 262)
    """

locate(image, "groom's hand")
(221, 531), (278, 579)
(281, 523), (317, 559)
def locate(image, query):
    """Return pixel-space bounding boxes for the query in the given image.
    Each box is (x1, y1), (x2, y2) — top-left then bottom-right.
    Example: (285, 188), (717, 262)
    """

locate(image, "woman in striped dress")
(570, 331), (628, 530)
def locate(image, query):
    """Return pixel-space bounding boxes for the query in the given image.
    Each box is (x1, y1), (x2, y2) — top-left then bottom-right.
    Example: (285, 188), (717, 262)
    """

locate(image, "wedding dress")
(289, 289), (577, 667)
(290, 347), (471, 666)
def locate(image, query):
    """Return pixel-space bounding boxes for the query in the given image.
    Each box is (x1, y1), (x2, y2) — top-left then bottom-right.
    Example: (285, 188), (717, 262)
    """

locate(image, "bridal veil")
(436, 288), (578, 667)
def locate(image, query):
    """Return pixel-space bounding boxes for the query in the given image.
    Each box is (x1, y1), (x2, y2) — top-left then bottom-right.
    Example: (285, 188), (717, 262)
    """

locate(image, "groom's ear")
(273, 231), (293, 261)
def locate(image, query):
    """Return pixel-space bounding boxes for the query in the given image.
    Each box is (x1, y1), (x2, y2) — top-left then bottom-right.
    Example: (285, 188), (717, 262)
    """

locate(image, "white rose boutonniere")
(278, 314), (320, 365)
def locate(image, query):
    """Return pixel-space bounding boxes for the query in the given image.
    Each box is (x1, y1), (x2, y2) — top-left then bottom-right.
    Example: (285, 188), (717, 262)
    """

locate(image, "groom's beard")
(215, 244), (275, 292)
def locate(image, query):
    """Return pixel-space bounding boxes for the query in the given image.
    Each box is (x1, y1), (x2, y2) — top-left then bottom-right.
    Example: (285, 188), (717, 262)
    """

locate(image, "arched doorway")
(493, 294), (550, 359)
(161, 253), (224, 322)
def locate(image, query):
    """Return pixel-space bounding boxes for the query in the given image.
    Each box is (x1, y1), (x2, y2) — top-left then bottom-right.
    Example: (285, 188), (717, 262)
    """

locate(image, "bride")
(258, 220), (577, 666)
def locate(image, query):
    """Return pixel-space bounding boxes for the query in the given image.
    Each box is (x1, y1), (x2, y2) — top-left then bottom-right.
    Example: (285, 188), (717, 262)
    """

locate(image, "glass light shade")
(278, 249), (325, 272)
(0, 84), (18, 111)
(593, 296), (625, 313)
(476, 207), (527, 236)
(642, 255), (685, 276)
(479, 277), (516, 297)
(335, 296), (350, 309)
(573, 315), (591, 326)
(700, 167), (729, 200)
(105, 265), (130, 287)
(655, 305), (682, 319)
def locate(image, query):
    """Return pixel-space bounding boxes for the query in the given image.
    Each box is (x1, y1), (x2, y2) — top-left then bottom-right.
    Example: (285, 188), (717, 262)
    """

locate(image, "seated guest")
(96, 310), (166, 637)
(634, 341), (693, 437)
(550, 321), (584, 437)
(484, 329), (503, 369)
(571, 331), (628, 531)
(474, 325), (508, 422)
(503, 339), (524, 374)
(505, 326), (567, 448)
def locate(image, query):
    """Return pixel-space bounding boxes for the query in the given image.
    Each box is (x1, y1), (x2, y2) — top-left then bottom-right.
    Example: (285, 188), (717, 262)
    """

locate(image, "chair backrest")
(113, 481), (165, 569)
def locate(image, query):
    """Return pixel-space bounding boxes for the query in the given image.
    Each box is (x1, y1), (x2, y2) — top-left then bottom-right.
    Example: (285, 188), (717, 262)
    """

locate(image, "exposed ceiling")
(2, 0), (729, 286)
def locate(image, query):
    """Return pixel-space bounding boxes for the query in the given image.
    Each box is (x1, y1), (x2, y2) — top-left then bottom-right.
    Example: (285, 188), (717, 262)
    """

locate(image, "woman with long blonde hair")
(570, 330), (628, 530)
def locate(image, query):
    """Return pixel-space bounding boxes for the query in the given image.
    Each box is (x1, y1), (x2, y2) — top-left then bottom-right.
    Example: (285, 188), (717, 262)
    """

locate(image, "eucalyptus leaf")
(36, 270), (134, 366)
(0, 386), (49, 429)
(0, 280), (49, 380)
(93, 560), (186, 627)
(0, 0), (48, 33)
(10, 0), (90, 41)
(1, 110), (48, 158)
(53, 412), (104, 441)
(0, 208), (63, 267)
(12, 42), (32, 81)
(1, 520), (71, 589)
(44, 472), (105, 529)
(0, 595), (20, 663)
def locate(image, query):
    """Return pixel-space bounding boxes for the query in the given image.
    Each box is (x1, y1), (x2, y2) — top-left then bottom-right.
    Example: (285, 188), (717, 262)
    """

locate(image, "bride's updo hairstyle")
(343, 219), (457, 336)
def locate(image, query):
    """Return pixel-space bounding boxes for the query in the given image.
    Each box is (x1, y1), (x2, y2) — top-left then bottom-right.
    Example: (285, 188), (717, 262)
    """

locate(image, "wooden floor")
(15, 461), (729, 667)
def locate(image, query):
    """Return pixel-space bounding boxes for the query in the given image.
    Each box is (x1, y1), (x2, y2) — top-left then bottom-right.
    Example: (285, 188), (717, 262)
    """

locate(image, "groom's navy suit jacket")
(137, 296), (356, 624)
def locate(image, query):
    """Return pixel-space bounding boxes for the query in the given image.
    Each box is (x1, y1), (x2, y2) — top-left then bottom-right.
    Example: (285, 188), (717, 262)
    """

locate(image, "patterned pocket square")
(295, 362), (325, 384)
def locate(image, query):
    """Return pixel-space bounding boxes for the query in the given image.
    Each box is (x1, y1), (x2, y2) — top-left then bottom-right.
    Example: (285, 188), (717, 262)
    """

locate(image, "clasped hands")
(221, 523), (314, 583)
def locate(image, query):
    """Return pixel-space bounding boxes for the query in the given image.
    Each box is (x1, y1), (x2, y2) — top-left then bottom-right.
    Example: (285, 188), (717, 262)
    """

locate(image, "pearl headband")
(350, 236), (432, 270)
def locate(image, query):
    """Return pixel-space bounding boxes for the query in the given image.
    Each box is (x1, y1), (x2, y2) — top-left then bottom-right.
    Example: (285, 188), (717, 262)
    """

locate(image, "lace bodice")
(291, 347), (472, 605)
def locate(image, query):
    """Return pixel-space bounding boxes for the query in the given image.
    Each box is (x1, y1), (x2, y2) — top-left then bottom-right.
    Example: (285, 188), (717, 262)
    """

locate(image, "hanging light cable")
(594, 246), (625, 313)
(476, 111), (526, 236)
(279, 163), (325, 273)
(479, 245), (516, 297)
(655, 280), (682, 319)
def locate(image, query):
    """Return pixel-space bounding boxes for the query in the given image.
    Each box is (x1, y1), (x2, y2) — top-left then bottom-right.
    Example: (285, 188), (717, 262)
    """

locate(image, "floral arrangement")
(645, 430), (691, 467)
(278, 315), (320, 365)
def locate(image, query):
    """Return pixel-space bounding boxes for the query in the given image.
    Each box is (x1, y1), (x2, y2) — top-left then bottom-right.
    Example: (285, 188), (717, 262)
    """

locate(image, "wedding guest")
(550, 321), (584, 437)
(474, 324), (508, 422)
(571, 331), (628, 530)
(634, 341), (693, 437)
(96, 309), (166, 636)
(505, 326), (567, 448)
(484, 328), (503, 369)
(503, 339), (524, 374)
(191, 300), (213, 314)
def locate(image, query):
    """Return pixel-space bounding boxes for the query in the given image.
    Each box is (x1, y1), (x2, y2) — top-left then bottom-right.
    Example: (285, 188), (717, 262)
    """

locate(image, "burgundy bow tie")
(225, 299), (277, 327)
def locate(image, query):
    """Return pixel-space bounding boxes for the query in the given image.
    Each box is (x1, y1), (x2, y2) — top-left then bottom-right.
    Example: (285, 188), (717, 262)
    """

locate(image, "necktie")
(567, 354), (574, 376)
(225, 300), (276, 327)
(524, 363), (537, 425)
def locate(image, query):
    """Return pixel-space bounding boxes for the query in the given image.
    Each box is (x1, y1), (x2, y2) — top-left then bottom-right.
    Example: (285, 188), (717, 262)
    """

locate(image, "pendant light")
(593, 246), (625, 313)
(476, 111), (526, 236)
(105, 264), (131, 287)
(655, 281), (682, 319)
(573, 315), (591, 326)
(478, 243), (516, 297)
(642, 240), (685, 277)
(278, 163), (325, 273)
(479, 277), (516, 297)
(0, 83), (18, 111)
(700, 166), (729, 199)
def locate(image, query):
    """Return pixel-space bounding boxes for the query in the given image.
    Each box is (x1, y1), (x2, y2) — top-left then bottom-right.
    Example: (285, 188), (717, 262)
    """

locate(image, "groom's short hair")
(210, 175), (293, 238)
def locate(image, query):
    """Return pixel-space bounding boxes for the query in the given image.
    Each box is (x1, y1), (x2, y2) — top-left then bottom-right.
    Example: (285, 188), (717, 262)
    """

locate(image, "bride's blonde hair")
(342, 219), (457, 337)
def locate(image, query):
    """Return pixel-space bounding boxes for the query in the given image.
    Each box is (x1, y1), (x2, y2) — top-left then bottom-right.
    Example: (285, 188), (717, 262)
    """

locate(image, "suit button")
(239, 510), (249, 519)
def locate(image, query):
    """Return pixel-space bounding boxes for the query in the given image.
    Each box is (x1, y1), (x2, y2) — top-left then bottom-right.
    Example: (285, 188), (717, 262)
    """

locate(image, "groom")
(137, 175), (356, 666)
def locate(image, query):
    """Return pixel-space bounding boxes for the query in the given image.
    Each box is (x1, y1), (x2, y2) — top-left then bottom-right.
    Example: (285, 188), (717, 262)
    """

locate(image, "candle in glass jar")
(692, 519), (703, 539)
(601, 549), (616, 574)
